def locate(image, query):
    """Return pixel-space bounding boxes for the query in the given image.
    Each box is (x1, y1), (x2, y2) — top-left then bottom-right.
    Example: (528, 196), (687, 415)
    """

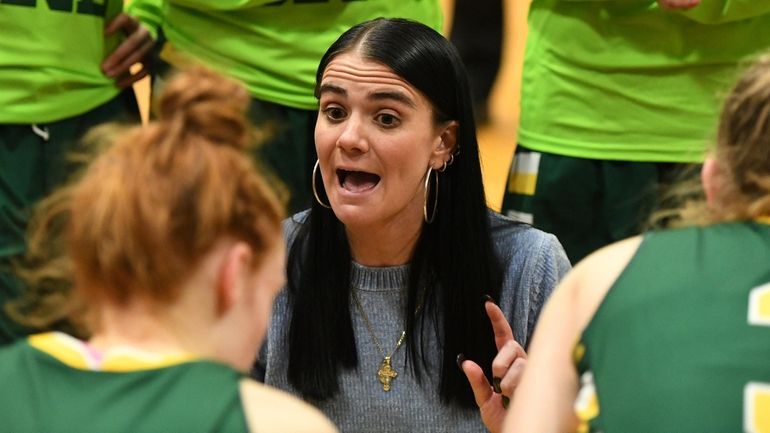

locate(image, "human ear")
(701, 156), (721, 209)
(216, 242), (253, 315)
(431, 121), (459, 168)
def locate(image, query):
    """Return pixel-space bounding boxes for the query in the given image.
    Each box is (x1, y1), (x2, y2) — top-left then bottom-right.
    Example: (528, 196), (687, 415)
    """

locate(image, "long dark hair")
(287, 18), (502, 408)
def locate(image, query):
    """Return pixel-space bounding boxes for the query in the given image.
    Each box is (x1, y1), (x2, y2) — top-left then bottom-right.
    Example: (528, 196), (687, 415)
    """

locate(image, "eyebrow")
(368, 90), (416, 108)
(318, 83), (416, 108)
(317, 83), (346, 97)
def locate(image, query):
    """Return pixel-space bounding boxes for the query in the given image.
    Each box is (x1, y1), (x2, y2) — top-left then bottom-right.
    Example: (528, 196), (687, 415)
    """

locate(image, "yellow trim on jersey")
(29, 333), (91, 370)
(754, 216), (770, 225)
(507, 173), (538, 196)
(572, 342), (586, 364)
(29, 332), (198, 372)
(506, 151), (541, 196)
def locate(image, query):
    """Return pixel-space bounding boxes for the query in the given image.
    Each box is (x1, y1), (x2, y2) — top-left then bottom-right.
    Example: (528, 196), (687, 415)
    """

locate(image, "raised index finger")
(485, 300), (515, 351)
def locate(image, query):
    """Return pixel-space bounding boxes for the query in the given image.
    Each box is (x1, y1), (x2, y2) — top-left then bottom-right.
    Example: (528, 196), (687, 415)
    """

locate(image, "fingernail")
(456, 353), (466, 370)
(502, 395), (510, 409)
(492, 376), (502, 393)
(483, 294), (495, 304)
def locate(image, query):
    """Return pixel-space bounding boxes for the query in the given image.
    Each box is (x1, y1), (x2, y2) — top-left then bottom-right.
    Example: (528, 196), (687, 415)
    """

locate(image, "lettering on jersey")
(265, 0), (365, 6)
(745, 382), (770, 433)
(748, 283), (770, 327)
(0, 0), (107, 17)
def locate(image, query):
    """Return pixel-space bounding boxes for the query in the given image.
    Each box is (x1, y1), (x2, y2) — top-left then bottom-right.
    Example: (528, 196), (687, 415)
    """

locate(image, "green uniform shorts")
(501, 145), (694, 263)
(0, 89), (139, 344)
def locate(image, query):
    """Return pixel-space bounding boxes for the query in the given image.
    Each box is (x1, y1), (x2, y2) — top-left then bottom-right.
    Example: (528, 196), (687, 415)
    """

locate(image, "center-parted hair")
(287, 18), (503, 409)
(68, 68), (284, 306)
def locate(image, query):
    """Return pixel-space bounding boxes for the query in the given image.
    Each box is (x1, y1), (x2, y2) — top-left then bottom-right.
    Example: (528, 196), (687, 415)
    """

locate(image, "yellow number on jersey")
(745, 383), (770, 433)
(748, 283), (770, 327)
(746, 284), (770, 432)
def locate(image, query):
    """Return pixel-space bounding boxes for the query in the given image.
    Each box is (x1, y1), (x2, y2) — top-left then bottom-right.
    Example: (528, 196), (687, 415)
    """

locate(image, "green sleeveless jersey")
(0, 332), (249, 432)
(575, 222), (770, 433)
(126, 0), (443, 110)
(0, 0), (127, 123)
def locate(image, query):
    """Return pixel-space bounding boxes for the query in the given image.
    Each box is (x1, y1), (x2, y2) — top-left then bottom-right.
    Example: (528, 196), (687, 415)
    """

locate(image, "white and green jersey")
(0, 0), (128, 123)
(127, 0), (443, 110)
(519, 0), (770, 163)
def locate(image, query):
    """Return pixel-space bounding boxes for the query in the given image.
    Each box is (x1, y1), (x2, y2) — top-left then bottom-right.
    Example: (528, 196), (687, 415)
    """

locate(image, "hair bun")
(157, 67), (252, 149)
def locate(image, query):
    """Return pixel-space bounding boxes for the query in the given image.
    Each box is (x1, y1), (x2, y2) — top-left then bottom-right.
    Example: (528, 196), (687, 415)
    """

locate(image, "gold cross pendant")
(377, 356), (398, 391)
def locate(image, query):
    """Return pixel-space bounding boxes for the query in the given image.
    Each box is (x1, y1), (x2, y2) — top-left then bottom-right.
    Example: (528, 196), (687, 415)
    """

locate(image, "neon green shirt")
(0, 0), (126, 123)
(519, 0), (770, 163)
(127, 0), (443, 110)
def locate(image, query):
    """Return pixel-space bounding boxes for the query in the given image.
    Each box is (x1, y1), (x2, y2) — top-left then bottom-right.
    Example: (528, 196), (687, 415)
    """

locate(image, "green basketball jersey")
(575, 222), (770, 433)
(0, 332), (249, 432)
(0, 0), (125, 123)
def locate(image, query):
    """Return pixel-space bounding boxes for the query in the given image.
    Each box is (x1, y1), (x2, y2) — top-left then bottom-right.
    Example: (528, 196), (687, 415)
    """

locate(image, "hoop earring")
(312, 159), (332, 209)
(423, 167), (438, 224)
(438, 160), (448, 173)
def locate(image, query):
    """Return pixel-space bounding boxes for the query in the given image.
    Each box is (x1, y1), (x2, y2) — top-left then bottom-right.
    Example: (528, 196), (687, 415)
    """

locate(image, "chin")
(331, 204), (377, 228)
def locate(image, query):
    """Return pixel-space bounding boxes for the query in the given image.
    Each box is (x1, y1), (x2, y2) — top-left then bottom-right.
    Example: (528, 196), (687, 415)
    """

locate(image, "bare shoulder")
(568, 236), (643, 329)
(239, 379), (339, 433)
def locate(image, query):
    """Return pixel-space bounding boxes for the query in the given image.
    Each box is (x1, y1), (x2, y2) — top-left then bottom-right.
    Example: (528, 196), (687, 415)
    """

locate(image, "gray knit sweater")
(255, 211), (570, 433)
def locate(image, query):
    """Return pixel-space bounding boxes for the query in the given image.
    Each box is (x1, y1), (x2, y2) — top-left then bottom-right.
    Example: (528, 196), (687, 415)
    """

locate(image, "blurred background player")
(501, 0), (770, 263)
(0, 0), (155, 344)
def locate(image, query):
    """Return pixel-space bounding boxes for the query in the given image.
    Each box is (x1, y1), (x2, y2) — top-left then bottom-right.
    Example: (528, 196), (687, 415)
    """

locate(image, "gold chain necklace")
(351, 290), (407, 392)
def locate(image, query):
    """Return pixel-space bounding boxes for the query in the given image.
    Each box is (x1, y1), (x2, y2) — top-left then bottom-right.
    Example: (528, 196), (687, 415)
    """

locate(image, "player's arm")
(503, 236), (642, 433)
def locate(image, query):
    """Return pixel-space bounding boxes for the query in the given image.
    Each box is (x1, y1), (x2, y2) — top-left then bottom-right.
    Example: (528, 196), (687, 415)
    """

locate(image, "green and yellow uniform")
(502, 0), (770, 263)
(0, 332), (337, 432)
(574, 222), (770, 432)
(0, 0), (143, 344)
(0, 332), (249, 432)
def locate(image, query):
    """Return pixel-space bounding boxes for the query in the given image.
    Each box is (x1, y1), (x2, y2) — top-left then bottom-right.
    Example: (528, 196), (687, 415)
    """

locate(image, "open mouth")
(337, 169), (381, 193)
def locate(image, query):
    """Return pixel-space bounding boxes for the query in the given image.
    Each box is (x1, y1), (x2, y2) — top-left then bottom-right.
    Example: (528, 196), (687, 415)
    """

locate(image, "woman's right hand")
(459, 300), (527, 433)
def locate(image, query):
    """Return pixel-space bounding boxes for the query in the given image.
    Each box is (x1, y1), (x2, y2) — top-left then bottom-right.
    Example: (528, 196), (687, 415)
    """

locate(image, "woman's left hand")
(459, 300), (527, 433)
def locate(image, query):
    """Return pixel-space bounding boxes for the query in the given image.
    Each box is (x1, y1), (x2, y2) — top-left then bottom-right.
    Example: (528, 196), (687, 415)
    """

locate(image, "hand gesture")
(101, 13), (154, 88)
(657, 0), (701, 10)
(459, 299), (527, 433)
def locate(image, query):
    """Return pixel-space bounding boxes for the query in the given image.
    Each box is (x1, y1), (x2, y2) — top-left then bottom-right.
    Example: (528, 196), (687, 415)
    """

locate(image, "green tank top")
(0, 0), (125, 123)
(0, 332), (249, 432)
(575, 222), (770, 433)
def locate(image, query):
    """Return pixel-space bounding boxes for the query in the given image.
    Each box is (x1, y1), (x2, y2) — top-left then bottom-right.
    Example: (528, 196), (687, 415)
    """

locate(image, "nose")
(336, 114), (369, 154)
